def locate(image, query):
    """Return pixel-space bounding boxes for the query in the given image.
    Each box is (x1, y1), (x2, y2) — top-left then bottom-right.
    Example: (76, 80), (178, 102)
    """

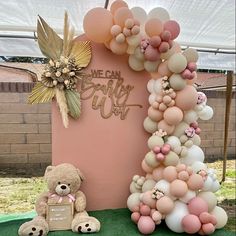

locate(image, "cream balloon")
(149, 93), (156, 105)
(131, 7), (147, 25)
(126, 35), (141, 47)
(181, 145), (205, 166)
(134, 46), (145, 61)
(142, 179), (156, 192)
(169, 74), (186, 90)
(147, 79), (155, 93)
(165, 201), (189, 233)
(168, 53), (187, 73)
(128, 55), (144, 71)
(173, 121), (189, 137)
(191, 134), (201, 146)
(145, 151), (159, 168)
(147, 135), (164, 149)
(183, 48), (199, 63)
(143, 117), (158, 133)
(148, 7), (170, 22)
(184, 110), (199, 124)
(144, 60), (161, 72)
(127, 192), (141, 211)
(210, 206), (228, 229)
(161, 42), (181, 60)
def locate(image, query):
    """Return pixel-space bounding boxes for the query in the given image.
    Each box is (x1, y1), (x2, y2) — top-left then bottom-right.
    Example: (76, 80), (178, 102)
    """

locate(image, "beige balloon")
(198, 191), (217, 212)
(143, 117), (158, 133)
(164, 151), (179, 166)
(183, 48), (198, 63)
(147, 135), (165, 149)
(169, 74), (186, 90)
(128, 54), (144, 71)
(145, 151), (160, 168)
(168, 53), (187, 73)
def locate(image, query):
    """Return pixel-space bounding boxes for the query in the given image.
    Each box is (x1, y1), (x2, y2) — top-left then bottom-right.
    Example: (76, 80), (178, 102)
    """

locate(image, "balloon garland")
(82, 0), (228, 234)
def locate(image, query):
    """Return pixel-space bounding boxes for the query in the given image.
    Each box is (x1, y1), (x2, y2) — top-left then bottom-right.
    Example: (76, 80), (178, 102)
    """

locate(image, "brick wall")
(0, 92), (51, 170)
(0, 91), (235, 169)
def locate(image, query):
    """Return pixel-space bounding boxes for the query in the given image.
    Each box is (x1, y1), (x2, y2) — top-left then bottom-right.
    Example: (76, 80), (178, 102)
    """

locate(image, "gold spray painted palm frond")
(28, 12), (92, 128)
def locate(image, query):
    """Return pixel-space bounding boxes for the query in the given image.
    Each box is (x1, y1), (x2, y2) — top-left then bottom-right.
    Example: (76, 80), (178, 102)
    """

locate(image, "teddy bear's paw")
(18, 223), (48, 236)
(73, 217), (100, 233)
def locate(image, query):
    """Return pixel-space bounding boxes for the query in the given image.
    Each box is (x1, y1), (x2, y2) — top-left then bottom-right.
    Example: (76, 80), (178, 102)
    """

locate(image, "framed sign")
(46, 203), (74, 231)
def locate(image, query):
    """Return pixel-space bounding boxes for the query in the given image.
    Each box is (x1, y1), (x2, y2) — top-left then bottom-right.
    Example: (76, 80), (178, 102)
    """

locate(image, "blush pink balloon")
(158, 61), (172, 77)
(182, 214), (202, 234)
(188, 62), (197, 72)
(149, 36), (161, 47)
(140, 205), (151, 216)
(137, 216), (156, 235)
(161, 30), (172, 42)
(159, 41), (170, 53)
(145, 18), (163, 37)
(114, 7), (134, 27)
(163, 106), (183, 125)
(152, 166), (165, 181)
(131, 212), (141, 223)
(145, 45), (160, 61)
(188, 197), (208, 216)
(164, 20), (180, 40)
(83, 8), (113, 43)
(202, 223), (215, 235)
(163, 166), (178, 182)
(175, 85), (198, 111)
(157, 119), (175, 135)
(142, 159), (153, 173)
(110, 0), (128, 15)
(156, 152), (165, 161)
(141, 191), (157, 208)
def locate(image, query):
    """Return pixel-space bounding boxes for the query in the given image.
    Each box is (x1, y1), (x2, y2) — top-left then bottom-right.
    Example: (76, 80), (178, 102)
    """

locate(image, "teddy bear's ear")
(77, 168), (85, 181)
(44, 165), (55, 178)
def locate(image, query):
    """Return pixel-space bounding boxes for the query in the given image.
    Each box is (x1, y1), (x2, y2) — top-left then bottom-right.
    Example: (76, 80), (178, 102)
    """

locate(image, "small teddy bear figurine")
(18, 163), (100, 236)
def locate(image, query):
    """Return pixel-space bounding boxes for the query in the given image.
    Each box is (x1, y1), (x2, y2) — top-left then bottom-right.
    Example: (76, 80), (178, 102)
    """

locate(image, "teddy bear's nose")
(61, 185), (67, 190)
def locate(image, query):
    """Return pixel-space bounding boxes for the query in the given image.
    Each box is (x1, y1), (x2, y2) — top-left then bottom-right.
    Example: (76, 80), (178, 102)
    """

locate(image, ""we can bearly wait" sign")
(80, 69), (142, 120)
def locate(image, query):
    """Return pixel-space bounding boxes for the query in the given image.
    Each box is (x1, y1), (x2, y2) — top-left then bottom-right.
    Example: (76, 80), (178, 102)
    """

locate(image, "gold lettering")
(81, 69), (142, 120)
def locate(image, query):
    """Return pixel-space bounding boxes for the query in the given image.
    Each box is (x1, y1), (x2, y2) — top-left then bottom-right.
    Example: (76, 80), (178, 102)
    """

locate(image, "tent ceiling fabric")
(0, 0), (235, 70)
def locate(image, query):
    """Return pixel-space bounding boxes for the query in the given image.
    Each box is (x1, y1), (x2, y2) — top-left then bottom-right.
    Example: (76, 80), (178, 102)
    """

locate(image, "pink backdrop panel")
(52, 36), (150, 210)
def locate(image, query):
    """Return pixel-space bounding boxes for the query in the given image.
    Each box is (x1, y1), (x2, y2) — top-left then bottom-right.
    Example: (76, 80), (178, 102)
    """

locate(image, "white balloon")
(194, 104), (204, 112)
(181, 145), (205, 166)
(149, 93), (156, 105)
(165, 201), (189, 233)
(153, 79), (162, 94)
(198, 105), (214, 120)
(131, 7), (147, 25)
(210, 206), (228, 229)
(202, 176), (213, 191)
(154, 179), (170, 196)
(128, 55), (144, 71)
(191, 161), (207, 173)
(143, 117), (158, 133)
(166, 136), (181, 149)
(148, 7), (170, 22)
(184, 110), (199, 124)
(147, 79), (155, 93)
(179, 190), (196, 203)
(211, 180), (220, 192)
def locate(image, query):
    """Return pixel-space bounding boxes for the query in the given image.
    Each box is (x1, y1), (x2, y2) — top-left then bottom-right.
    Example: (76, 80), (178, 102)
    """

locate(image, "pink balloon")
(161, 30), (171, 42)
(114, 7), (133, 27)
(145, 45), (160, 61)
(137, 216), (156, 235)
(164, 20), (180, 40)
(188, 62), (197, 72)
(159, 42), (170, 53)
(110, 0), (128, 15)
(145, 18), (163, 37)
(152, 165), (164, 181)
(175, 85), (198, 111)
(83, 8), (113, 43)
(131, 212), (141, 223)
(182, 214), (202, 234)
(149, 36), (161, 47)
(141, 191), (157, 208)
(188, 197), (208, 216)
(140, 205), (151, 216)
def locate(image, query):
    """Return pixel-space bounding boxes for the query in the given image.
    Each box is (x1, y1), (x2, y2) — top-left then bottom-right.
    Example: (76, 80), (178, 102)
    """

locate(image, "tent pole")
(104, 0), (109, 9)
(221, 70), (233, 183)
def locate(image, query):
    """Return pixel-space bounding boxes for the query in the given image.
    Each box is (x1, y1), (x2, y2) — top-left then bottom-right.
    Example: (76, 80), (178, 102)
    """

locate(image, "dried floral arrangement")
(28, 13), (91, 128)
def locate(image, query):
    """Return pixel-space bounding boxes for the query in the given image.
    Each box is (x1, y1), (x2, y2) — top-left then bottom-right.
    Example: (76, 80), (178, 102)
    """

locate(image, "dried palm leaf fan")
(28, 12), (91, 128)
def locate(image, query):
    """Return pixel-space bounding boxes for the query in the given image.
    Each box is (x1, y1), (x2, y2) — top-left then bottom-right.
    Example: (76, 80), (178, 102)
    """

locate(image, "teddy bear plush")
(18, 163), (100, 236)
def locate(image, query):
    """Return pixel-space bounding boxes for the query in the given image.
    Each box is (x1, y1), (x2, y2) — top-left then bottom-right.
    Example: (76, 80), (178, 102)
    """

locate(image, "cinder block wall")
(0, 91), (235, 169)
(0, 92), (51, 170)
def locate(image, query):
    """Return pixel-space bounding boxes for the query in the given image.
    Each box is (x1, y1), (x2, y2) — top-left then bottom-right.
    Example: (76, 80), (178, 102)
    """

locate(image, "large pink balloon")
(110, 0), (128, 15)
(175, 85), (198, 111)
(114, 7), (133, 27)
(137, 216), (156, 234)
(145, 18), (163, 37)
(182, 214), (201, 234)
(164, 106), (183, 125)
(164, 20), (180, 40)
(83, 8), (113, 43)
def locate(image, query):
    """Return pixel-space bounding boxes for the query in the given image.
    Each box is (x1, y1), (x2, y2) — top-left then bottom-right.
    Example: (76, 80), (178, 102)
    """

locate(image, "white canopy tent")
(0, 0), (235, 70)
